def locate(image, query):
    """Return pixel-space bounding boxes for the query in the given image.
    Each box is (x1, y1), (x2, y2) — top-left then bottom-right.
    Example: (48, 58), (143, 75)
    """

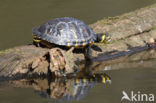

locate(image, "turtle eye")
(100, 33), (111, 43)
(105, 33), (111, 41)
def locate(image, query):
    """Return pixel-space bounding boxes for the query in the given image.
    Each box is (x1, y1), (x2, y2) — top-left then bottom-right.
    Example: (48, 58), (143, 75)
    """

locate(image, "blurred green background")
(0, 0), (156, 50)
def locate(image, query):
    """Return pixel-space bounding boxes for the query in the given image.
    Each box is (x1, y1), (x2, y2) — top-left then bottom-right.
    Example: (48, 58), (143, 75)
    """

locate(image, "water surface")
(0, 0), (156, 50)
(0, 67), (156, 103)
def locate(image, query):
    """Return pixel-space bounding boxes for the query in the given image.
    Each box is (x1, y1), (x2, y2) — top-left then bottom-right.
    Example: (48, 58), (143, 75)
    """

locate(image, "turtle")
(32, 17), (111, 60)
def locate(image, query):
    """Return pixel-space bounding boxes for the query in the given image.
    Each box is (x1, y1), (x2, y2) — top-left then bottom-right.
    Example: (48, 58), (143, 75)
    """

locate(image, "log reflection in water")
(8, 73), (111, 101)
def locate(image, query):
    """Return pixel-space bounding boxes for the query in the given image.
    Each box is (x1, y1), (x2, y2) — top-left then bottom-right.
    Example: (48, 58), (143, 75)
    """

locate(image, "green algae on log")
(1, 4), (156, 78)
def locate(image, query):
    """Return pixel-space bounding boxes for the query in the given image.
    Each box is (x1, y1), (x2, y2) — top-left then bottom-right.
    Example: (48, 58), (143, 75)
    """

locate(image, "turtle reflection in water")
(34, 73), (111, 101)
(33, 17), (111, 60)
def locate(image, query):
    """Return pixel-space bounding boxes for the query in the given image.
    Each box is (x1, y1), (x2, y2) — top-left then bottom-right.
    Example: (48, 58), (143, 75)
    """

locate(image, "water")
(0, 0), (156, 50)
(0, 67), (156, 103)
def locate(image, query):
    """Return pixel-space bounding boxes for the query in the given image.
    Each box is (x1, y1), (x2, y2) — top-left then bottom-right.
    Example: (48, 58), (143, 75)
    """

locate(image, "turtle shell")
(33, 17), (97, 47)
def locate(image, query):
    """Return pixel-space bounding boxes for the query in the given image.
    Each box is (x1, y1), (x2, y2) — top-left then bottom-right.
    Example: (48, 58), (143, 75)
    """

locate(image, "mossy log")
(0, 4), (156, 78)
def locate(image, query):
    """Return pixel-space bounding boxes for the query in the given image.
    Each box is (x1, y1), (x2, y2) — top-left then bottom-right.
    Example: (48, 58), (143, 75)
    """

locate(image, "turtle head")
(96, 33), (111, 43)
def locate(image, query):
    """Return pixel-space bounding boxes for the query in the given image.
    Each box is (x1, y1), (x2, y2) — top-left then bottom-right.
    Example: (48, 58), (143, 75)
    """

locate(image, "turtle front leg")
(84, 45), (92, 61)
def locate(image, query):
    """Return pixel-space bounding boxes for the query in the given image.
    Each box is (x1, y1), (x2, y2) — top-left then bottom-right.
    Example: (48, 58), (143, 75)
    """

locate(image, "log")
(0, 46), (77, 77)
(0, 4), (156, 78)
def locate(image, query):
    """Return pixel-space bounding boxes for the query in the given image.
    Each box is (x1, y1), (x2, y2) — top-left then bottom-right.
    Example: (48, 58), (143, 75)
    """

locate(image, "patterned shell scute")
(33, 17), (97, 46)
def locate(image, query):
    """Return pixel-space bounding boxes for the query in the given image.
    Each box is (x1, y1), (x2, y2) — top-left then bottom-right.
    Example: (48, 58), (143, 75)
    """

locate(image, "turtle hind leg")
(33, 40), (54, 48)
(33, 41), (40, 47)
(33, 37), (41, 47)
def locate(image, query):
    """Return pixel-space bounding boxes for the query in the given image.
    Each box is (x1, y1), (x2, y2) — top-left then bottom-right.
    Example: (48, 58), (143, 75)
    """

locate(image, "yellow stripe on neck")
(100, 35), (105, 43)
